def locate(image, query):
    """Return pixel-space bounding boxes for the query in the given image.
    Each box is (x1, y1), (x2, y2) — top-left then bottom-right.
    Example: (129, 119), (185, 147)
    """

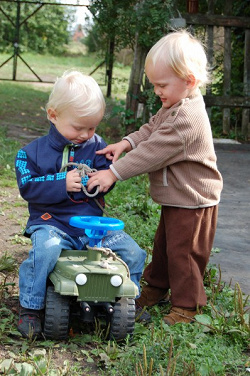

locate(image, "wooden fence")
(183, 1), (250, 139)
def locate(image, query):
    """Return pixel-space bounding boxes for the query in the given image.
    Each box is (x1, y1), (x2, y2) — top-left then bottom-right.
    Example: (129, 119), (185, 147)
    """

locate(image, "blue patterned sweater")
(15, 123), (113, 236)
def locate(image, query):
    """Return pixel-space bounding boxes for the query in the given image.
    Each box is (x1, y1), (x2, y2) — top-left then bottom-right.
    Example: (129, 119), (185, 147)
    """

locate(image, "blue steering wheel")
(69, 216), (124, 247)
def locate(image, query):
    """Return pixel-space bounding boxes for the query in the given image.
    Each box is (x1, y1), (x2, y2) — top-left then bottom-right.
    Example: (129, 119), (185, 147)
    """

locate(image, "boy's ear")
(47, 108), (57, 122)
(186, 74), (196, 88)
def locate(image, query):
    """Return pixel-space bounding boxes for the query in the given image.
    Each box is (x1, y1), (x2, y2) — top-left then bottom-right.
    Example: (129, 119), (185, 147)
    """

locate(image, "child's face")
(47, 109), (103, 144)
(146, 62), (194, 109)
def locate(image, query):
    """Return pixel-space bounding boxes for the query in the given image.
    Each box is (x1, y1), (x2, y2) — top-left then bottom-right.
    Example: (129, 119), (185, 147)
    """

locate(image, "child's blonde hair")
(145, 30), (210, 88)
(46, 70), (106, 118)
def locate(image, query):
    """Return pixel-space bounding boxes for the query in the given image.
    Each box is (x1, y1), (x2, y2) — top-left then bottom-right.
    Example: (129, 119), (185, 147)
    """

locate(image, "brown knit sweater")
(110, 91), (223, 208)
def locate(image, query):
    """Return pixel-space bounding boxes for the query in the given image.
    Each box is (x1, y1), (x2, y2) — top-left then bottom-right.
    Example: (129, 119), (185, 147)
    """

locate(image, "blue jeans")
(19, 225), (146, 310)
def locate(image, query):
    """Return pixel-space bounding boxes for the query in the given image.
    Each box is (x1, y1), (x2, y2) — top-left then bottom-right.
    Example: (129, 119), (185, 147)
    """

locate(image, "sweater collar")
(47, 122), (80, 151)
(161, 90), (201, 115)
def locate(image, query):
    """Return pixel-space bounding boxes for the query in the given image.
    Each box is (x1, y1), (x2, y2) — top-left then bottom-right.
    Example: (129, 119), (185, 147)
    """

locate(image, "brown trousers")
(143, 205), (218, 308)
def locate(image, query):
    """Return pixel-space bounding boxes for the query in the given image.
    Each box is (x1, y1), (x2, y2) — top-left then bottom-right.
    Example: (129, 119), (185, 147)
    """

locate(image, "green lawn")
(0, 47), (130, 99)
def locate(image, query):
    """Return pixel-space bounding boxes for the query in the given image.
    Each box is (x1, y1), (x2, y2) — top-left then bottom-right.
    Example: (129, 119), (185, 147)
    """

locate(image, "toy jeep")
(43, 216), (138, 341)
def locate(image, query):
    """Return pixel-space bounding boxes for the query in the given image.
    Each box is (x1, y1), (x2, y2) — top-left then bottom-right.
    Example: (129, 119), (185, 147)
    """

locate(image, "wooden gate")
(184, 0), (250, 139)
(0, 0), (88, 83)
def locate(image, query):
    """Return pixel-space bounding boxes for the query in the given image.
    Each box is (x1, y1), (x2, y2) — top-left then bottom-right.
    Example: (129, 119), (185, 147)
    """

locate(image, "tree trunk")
(125, 33), (148, 134)
(241, 29), (250, 140)
(206, 0), (215, 121)
(222, 0), (232, 135)
(106, 36), (115, 98)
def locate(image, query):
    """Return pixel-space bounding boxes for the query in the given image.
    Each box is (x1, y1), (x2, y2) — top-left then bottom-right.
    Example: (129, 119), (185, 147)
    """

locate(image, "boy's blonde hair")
(145, 30), (209, 88)
(46, 70), (106, 118)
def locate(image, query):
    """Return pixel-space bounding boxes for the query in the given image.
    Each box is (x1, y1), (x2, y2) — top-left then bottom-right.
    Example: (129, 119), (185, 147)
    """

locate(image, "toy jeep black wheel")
(108, 297), (135, 341)
(44, 286), (71, 340)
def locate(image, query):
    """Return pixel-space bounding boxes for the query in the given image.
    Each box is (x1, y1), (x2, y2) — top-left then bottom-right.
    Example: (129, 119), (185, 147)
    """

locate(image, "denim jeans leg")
(19, 225), (77, 310)
(102, 230), (146, 297)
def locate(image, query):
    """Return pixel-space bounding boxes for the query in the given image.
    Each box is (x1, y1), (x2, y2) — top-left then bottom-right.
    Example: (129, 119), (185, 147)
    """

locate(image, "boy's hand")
(87, 169), (118, 192)
(96, 140), (132, 162)
(66, 169), (82, 192)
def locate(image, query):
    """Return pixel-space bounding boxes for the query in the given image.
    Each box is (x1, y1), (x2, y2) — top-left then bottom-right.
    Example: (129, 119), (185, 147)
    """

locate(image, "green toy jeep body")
(43, 217), (138, 341)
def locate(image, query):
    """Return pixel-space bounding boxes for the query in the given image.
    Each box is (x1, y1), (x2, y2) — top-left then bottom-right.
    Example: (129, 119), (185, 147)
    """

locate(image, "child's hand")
(87, 170), (117, 192)
(96, 140), (132, 162)
(66, 169), (82, 192)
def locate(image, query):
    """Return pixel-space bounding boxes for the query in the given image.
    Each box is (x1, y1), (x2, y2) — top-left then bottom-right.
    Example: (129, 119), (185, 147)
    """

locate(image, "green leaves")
(0, 2), (74, 54)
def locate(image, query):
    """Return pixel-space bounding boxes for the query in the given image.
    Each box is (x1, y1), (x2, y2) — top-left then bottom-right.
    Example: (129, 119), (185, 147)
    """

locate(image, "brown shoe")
(163, 307), (198, 325)
(136, 285), (170, 308)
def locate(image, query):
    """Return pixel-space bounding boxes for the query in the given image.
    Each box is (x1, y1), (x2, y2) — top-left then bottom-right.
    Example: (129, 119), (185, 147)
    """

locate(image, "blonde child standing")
(15, 71), (146, 338)
(87, 31), (223, 325)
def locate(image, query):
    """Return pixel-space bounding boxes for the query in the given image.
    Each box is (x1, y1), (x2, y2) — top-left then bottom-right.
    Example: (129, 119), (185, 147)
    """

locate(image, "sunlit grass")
(0, 46), (130, 98)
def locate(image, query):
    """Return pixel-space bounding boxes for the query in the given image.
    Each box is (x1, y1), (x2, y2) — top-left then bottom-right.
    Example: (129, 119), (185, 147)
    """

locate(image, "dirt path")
(0, 187), (29, 262)
(212, 143), (250, 296)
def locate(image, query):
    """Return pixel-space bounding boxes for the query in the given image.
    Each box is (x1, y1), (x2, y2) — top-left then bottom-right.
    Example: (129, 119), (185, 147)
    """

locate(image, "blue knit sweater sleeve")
(15, 147), (69, 205)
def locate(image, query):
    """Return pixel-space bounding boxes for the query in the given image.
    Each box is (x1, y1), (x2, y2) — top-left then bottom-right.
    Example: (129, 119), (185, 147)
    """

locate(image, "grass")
(0, 44), (131, 98)
(0, 49), (104, 81)
(0, 51), (249, 375)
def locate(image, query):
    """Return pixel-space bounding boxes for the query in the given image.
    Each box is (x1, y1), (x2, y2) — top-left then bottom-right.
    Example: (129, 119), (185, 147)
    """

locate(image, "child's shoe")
(163, 307), (198, 325)
(136, 285), (170, 308)
(135, 302), (151, 323)
(18, 307), (42, 338)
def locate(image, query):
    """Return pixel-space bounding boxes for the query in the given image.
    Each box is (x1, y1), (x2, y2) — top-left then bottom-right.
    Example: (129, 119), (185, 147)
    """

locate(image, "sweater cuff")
(110, 165), (123, 181)
(123, 136), (136, 150)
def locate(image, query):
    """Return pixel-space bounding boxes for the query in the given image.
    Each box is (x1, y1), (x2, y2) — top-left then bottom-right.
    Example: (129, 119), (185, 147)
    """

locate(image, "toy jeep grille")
(76, 274), (119, 302)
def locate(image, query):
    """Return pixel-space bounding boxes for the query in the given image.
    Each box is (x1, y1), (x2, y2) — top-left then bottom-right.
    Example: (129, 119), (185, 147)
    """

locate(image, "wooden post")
(206, 0), (214, 120)
(222, 0), (232, 135)
(241, 29), (250, 140)
(13, 0), (21, 81)
(187, 0), (199, 14)
(125, 32), (147, 134)
(106, 36), (115, 98)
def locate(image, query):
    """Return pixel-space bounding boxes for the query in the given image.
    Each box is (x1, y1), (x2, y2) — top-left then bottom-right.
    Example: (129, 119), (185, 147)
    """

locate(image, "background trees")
(0, 0), (74, 55)
(86, 0), (173, 132)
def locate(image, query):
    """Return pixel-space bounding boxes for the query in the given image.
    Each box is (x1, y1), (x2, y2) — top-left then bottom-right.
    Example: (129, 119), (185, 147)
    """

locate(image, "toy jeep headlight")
(75, 273), (87, 285)
(110, 275), (123, 287)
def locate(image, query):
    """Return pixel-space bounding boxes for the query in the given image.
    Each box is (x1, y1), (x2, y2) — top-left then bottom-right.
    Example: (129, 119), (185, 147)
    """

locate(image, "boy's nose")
(154, 86), (161, 96)
(80, 130), (88, 139)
